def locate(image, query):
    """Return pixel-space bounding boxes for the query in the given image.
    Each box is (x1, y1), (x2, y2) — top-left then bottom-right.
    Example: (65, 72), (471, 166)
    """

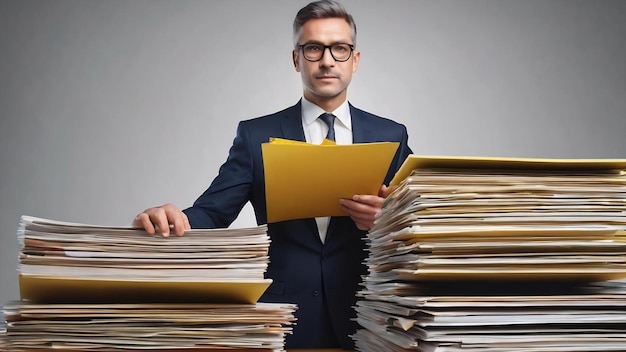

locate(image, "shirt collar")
(301, 97), (352, 131)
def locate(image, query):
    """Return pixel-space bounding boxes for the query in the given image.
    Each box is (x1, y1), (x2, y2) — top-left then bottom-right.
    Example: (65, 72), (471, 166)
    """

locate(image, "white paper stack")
(0, 324), (6, 352)
(17, 215), (274, 304)
(3, 301), (296, 352)
(354, 155), (626, 352)
(4, 215), (296, 351)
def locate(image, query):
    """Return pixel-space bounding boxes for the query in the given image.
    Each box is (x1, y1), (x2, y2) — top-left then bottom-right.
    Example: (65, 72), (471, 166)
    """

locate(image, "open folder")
(262, 138), (399, 223)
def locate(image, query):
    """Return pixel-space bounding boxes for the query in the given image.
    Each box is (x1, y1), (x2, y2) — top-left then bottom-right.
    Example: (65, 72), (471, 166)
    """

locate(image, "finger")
(158, 205), (189, 236)
(134, 213), (156, 235)
(340, 200), (378, 223)
(340, 199), (374, 215)
(148, 207), (173, 237)
(183, 212), (191, 231)
(340, 198), (382, 230)
(378, 184), (389, 198)
(169, 211), (188, 237)
(339, 195), (384, 213)
(153, 222), (171, 237)
(349, 194), (385, 209)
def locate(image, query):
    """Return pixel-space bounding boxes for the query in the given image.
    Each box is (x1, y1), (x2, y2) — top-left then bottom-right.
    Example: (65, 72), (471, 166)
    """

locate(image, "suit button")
(313, 290), (319, 296)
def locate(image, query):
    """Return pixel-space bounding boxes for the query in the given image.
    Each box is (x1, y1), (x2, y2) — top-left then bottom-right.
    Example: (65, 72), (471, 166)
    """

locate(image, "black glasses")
(298, 43), (355, 62)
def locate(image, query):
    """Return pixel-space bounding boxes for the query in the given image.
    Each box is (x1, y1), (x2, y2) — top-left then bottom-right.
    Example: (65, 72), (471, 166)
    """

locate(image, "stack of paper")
(3, 215), (296, 351)
(3, 301), (296, 351)
(0, 324), (5, 352)
(17, 215), (273, 303)
(353, 155), (626, 351)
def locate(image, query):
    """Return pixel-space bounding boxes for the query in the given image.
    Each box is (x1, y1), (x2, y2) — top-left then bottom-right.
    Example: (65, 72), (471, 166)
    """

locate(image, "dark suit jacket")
(183, 100), (412, 349)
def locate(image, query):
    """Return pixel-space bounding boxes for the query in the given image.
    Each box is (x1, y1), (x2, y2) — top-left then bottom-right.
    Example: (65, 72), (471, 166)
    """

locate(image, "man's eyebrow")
(300, 40), (353, 45)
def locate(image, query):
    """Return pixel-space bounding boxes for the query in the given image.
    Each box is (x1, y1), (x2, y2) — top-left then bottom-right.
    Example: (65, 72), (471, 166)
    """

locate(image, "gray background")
(1, 0), (625, 304)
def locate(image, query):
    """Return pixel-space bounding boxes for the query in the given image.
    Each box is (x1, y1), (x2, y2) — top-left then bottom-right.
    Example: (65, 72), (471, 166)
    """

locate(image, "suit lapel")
(279, 100), (307, 142)
(350, 104), (375, 144)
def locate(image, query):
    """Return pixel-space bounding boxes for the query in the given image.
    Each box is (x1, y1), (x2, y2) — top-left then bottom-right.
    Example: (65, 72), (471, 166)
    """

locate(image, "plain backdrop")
(1, 0), (625, 305)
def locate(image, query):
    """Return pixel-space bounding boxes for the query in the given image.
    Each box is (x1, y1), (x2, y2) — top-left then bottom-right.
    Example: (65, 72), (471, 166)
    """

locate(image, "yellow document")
(19, 275), (272, 304)
(262, 138), (399, 223)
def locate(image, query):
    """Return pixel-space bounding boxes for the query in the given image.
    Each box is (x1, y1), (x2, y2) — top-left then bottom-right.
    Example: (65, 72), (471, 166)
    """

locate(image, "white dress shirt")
(300, 97), (353, 243)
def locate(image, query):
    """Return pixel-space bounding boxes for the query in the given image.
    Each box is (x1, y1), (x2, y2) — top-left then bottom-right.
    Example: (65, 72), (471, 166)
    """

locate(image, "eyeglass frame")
(297, 42), (355, 62)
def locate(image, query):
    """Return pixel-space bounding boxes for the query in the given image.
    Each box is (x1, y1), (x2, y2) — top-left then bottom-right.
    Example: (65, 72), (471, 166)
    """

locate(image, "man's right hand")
(132, 203), (190, 237)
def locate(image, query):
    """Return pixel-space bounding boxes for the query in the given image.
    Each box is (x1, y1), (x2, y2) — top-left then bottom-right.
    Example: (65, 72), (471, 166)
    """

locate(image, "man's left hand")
(339, 185), (389, 231)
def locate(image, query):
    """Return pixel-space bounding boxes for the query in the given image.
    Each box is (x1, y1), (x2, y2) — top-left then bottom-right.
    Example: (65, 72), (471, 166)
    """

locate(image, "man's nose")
(319, 47), (336, 67)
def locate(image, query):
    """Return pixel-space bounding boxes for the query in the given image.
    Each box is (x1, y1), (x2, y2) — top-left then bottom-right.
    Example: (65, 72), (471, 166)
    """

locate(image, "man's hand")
(132, 203), (190, 237)
(338, 185), (389, 231)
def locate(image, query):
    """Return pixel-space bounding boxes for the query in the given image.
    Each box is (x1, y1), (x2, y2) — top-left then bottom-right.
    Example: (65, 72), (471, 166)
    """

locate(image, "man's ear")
(352, 50), (360, 73)
(292, 50), (301, 72)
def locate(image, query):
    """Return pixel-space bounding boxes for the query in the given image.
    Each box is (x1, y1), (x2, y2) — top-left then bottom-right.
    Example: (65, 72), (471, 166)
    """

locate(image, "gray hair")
(292, 0), (357, 48)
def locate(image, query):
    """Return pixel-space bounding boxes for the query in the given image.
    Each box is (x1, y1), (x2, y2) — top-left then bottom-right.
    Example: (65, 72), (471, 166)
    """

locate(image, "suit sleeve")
(183, 122), (253, 228)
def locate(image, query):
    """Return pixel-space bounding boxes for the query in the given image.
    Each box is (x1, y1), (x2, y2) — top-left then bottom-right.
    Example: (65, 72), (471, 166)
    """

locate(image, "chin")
(313, 88), (344, 98)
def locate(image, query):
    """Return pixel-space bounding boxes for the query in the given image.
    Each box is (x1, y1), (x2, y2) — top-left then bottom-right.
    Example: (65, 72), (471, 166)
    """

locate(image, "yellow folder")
(19, 275), (272, 304)
(262, 138), (399, 223)
(389, 155), (626, 189)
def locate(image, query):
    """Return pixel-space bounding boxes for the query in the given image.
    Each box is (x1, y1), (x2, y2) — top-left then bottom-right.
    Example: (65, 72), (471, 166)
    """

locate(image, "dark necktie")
(318, 112), (336, 141)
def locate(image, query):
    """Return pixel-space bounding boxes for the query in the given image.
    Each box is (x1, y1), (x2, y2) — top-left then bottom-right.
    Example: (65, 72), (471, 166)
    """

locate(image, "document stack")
(353, 155), (626, 352)
(0, 325), (5, 351)
(3, 215), (296, 351)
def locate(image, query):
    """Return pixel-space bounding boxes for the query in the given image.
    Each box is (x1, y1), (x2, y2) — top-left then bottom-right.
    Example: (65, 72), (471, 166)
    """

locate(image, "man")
(133, 0), (412, 349)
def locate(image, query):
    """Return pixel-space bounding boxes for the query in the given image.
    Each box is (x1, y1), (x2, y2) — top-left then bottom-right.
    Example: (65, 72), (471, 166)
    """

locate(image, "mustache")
(315, 70), (341, 78)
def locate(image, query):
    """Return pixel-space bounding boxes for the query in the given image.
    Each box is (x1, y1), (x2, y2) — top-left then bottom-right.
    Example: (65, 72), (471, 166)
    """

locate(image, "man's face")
(293, 18), (360, 108)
